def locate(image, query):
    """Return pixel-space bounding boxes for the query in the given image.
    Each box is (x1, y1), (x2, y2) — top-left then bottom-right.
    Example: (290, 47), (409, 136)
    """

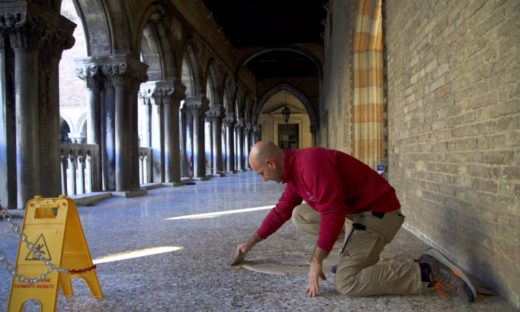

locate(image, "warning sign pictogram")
(25, 233), (52, 261)
(7, 195), (103, 312)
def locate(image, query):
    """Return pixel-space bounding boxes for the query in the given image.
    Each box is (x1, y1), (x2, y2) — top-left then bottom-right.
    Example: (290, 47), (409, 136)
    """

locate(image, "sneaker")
(418, 248), (477, 303)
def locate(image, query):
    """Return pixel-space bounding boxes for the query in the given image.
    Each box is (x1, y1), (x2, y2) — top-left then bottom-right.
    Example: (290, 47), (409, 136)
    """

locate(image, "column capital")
(75, 61), (103, 89)
(0, 5), (75, 51)
(235, 118), (245, 129)
(1, 12), (45, 49)
(139, 80), (172, 105)
(223, 113), (235, 127)
(184, 95), (209, 113)
(205, 105), (223, 119)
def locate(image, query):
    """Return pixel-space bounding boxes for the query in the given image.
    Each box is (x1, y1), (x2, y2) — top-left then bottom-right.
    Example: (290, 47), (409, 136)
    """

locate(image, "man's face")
(251, 159), (282, 183)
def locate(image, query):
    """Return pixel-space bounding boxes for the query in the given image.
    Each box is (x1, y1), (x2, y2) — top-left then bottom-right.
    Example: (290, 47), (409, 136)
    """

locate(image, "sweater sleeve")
(256, 185), (302, 239)
(303, 157), (347, 252)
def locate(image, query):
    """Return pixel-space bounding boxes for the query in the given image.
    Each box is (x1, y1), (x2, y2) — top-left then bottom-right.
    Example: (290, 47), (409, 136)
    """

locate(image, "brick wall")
(385, 0), (519, 308)
(321, 0), (356, 152)
(323, 0), (519, 308)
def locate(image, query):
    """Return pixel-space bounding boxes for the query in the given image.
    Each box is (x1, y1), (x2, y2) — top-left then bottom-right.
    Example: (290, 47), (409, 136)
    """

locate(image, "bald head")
(249, 141), (285, 182)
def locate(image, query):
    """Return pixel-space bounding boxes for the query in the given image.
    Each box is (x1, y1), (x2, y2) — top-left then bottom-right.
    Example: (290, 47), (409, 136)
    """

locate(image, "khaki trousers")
(292, 204), (423, 296)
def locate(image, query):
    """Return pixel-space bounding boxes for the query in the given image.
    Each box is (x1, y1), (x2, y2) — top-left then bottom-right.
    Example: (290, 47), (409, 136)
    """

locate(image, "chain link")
(0, 203), (96, 284)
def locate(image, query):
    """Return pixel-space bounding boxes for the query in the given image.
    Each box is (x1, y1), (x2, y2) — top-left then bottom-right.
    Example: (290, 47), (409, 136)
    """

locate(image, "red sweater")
(256, 148), (400, 252)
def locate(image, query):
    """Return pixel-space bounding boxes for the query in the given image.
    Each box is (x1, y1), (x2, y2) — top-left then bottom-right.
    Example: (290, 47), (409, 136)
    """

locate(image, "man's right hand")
(232, 234), (263, 265)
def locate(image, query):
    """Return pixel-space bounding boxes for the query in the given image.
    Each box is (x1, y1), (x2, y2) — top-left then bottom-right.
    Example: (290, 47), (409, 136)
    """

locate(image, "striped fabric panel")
(352, 0), (384, 168)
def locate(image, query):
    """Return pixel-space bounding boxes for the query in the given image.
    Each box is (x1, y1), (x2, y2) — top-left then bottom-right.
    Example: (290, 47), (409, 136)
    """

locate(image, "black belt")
(371, 211), (385, 219)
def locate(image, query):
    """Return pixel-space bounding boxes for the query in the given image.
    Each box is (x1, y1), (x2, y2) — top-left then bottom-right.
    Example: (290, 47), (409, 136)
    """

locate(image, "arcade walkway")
(0, 172), (515, 311)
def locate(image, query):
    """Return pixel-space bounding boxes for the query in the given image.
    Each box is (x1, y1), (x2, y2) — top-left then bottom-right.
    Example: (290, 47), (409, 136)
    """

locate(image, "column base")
(70, 192), (112, 206)
(163, 182), (184, 187)
(111, 189), (147, 198)
(140, 183), (164, 190)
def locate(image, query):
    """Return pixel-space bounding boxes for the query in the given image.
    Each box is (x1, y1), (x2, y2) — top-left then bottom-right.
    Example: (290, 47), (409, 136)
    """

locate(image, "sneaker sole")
(424, 248), (477, 302)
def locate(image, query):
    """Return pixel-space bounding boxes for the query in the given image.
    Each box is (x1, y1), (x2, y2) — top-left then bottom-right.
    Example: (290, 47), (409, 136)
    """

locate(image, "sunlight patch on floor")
(93, 246), (183, 264)
(164, 205), (274, 220)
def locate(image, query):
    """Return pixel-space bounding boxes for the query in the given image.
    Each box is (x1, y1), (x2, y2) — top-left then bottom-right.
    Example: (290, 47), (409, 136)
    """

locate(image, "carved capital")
(101, 57), (147, 90)
(184, 96), (209, 115)
(75, 62), (102, 90)
(1, 12), (45, 49)
(76, 54), (147, 90)
(223, 113), (235, 127)
(42, 29), (75, 58)
(235, 118), (245, 129)
(205, 105), (223, 120)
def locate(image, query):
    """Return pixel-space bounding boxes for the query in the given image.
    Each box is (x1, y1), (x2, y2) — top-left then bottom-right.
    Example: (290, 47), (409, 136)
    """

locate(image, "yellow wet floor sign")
(8, 195), (102, 312)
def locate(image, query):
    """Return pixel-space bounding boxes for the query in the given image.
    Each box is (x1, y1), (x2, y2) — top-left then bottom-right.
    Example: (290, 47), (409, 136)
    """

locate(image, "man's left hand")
(305, 260), (326, 297)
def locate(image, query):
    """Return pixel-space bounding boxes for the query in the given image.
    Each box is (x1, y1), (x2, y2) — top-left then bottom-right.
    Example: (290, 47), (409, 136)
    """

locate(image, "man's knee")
(335, 273), (360, 296)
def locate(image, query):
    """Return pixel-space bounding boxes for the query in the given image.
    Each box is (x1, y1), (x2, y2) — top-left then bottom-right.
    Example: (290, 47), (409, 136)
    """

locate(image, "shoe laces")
(431, 267), (462, 299)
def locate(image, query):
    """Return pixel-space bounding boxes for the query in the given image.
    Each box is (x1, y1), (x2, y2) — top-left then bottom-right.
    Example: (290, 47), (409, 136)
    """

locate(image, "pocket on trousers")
(340, 224), (381, 260)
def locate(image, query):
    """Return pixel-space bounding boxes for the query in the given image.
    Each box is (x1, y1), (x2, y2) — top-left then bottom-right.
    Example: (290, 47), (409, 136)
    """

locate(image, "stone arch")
(181, 41), (202, 97)
(77, 112), (88, 137)
(140, 23), (164, 81)
(60, 117), (73, 143)
(133, 3), (180, 80)
(204, 59), (222, 108)
(244, 94), (254, 123)
(241, 47), (323, 78)
(72, 0), (114, 55)
(256, 83), (319, 129)
(223, 75), (235, 114)
(235, 84), (246, 120)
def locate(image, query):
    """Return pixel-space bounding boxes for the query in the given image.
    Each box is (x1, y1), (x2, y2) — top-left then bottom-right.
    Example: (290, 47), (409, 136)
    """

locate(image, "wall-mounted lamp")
(281, 106), (291, 123)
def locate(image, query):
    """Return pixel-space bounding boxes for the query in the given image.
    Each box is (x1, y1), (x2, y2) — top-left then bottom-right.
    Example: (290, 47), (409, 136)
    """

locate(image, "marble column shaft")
(223, 114), (235, 173)
(102, 56), (147, 192)
(163, 81), (185, 184)
(206, 105), (223, 175)
(0, 34), (16, 208)
(244, 123), (252, 169)
(184, 96), (209, 179)
(1, 9), (74, 207)
(235, 118), (245, 171)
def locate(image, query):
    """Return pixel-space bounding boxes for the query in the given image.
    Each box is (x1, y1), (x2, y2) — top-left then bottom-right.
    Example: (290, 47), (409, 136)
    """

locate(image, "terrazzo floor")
(0, 171), (516, 311)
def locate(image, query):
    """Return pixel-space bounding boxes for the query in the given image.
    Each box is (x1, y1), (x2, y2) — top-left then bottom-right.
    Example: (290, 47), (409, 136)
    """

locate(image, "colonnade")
(0, 4), (260, 209)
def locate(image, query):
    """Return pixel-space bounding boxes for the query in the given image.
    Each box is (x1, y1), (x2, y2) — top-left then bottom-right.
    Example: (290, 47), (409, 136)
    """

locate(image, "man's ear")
(265, 159), (276, 169)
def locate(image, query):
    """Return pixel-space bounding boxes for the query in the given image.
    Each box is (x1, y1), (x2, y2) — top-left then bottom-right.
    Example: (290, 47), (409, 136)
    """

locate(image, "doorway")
(278, 123), (299, 149)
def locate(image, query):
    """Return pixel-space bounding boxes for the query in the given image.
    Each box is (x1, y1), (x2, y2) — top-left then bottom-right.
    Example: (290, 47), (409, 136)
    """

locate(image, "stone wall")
(322, 0), (519, 308)
(385, 0), (519, 308)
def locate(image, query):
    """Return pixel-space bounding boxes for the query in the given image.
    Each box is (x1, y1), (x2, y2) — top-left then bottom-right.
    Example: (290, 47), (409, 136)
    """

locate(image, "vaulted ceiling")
(200, 0), (327, 80)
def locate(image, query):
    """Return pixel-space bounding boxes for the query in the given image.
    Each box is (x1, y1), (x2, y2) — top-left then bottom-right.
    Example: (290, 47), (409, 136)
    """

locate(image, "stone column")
(235, 118), (245, 171)
(0, 33), (16, 208)
(164, 79), (185, 185)
(253, 124), (262, 143)
(310, 124), (318, 146)
(76, 64), (102, 145)
(10, 20), (42, 207)
(206, 105), (224, 176)
(138, 95), (151, 148)
(40, 31), (74, 197)
(0, 7), (74, 207)
(184, 96), (209, 180)
(179, 106), (189, 178)
(244, 122), (253, 169)
(102, 56), (147, 193)
(101, 75), (116, 191)
(140, 81), (165, 183)
(223, 113), (235, 173)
